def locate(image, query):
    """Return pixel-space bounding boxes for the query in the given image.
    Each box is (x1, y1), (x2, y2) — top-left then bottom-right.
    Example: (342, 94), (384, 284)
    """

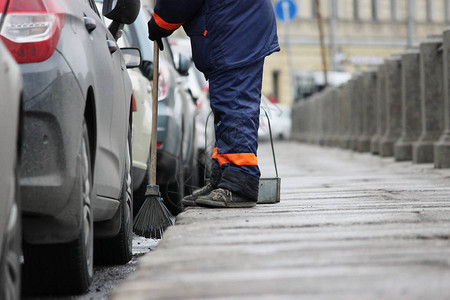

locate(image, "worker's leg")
(197, 59), (264, 207)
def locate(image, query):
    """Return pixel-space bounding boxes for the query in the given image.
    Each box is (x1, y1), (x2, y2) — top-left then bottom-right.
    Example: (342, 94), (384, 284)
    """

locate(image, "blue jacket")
(151, 0), (280, 78)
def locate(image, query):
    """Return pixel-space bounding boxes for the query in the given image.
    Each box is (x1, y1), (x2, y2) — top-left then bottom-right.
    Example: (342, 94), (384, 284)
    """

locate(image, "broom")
(133, 18), (175, 239)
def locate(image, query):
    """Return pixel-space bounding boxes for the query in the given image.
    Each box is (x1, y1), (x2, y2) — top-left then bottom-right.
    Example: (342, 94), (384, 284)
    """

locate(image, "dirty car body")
(1, 0), (139, 294)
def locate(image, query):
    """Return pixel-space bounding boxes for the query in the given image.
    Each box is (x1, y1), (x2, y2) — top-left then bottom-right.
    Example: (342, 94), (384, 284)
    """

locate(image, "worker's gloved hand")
(147, 18), (164, 51)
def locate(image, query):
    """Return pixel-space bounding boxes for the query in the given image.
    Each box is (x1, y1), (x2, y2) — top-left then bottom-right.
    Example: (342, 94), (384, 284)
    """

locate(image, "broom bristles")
(133, 195), (175, 239)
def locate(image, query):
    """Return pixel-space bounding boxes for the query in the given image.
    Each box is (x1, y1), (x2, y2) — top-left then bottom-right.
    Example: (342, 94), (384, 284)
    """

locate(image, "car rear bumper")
(19, 51), (85, 244)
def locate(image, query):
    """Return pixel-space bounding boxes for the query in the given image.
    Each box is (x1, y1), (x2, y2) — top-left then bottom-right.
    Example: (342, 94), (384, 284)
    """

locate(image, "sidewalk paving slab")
(111, 141), (450, 300)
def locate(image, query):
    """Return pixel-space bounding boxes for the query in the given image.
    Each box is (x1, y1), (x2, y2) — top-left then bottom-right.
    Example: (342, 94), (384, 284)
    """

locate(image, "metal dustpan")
(203, 107), (280, 204)
(257, 107), (280, 204)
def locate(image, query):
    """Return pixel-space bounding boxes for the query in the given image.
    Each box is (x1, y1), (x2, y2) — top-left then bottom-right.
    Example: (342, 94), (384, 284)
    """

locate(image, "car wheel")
(22, 119), (93, 295)
(163, 146), (184, 216)
(94, 123), (133, 265)
(133, 160), (149, 218)
(184, 125), (199, 196)
(197, 149), (212, 187)
(0, 169), (21, 300)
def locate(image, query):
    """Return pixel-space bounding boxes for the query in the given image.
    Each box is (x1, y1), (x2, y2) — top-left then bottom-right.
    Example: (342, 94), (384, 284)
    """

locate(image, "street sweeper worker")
(148, 0), (280, 208)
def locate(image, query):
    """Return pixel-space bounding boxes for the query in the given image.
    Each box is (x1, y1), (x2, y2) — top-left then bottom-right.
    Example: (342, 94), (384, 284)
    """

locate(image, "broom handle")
(149, 30), (160, 186)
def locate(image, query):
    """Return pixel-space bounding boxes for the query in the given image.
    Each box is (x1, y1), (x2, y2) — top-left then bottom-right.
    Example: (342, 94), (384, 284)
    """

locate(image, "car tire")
(22, 119), (94, 295)
(197, 149), (212, 187)
(163, 146), (184, 216)
(94, 122), (133, 265)
(184, 124), (199, 196)
(0, 168), (21, 300)
(133, 160), (149, 218)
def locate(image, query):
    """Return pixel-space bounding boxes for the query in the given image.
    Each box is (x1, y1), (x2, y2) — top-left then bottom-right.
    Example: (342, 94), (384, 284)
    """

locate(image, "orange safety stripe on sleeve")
(212, 147), (258, 166)
(152, 12), (183, 31)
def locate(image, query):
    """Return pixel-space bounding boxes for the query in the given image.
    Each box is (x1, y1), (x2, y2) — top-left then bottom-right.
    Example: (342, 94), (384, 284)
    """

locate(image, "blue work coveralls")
(151, 0), (280, 201)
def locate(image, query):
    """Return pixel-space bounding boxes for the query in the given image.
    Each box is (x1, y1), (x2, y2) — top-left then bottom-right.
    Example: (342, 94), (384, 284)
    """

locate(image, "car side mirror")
(103, 0), (140, 25)
(140, 60), (154, 80)
(175, 53), (191, 76)
(121, 48), (141, 69)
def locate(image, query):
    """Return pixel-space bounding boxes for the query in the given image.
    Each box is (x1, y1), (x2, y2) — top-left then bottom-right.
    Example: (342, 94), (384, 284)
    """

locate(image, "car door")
(72, 0), (129, 200)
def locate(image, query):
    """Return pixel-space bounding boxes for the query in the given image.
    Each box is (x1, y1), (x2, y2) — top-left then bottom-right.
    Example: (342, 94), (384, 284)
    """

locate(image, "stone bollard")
(340, 81), (353, 149)
(305, 97), (315, 144)
(357, 70), (377, 152)
(320, 89), (332, 146)
(314, 94), (324, 145)
(318, 93), (326, 145)
(345, 78), (357, 150)
(291, 99), (305, 142)
(394, 50), (421, 161)
(330, 87), (341, 147)
(434, 29), (450, 168)
(309, 95), (321, 144)
(370, 64), (386, 154)
(351, 74), (365, 151)
(337, 84), (349, 148)
(413, 36), (444, 163)
(326, 88), (337, 147)
(349, 76), (362, 151)
(321, 89), (329, 146)
(379, 56), (402, 157)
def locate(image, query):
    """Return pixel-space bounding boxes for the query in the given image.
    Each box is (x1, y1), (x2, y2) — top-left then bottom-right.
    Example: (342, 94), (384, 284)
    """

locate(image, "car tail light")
(201, 85), (209, 93)
(0, 0), (65, 63)
(157, 142), (162, 148)
(131, 93), (137, 112)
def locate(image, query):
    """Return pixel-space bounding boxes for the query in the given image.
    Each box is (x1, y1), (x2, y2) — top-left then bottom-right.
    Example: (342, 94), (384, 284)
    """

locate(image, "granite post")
(413, 36), (444, 163)
(394, 50), (422, 161)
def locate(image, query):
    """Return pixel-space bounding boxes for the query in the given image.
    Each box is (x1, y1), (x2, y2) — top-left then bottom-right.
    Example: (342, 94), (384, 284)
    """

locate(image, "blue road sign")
(275, 0), (297, 22)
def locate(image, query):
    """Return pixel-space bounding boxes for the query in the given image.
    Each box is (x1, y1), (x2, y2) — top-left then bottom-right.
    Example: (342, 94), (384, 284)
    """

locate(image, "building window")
(371, 0), (379, 20)
(426, 0), (433, 22)
(311, 0), (317, 18)
(391, 0), (398, 20)
(330, 0), (339, 19)
(353, 0), (360, 20)
(445, 0), (450, 23)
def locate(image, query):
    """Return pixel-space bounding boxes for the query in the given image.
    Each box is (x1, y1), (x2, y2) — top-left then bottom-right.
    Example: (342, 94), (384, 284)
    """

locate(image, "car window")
(87, 0), (101, 17)
(161, 39), (176, 68)
(124, 9), (154, 62)
(76, 0), (91, 5)
(0, 0), (7, 29)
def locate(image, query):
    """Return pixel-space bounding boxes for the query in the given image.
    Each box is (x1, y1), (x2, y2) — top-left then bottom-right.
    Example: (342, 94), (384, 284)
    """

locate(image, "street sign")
(275, 0), (297, 22)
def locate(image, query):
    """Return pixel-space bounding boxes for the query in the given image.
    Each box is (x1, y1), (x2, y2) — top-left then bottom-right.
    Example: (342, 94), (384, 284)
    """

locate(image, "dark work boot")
(195, 188), (256, 208)
(181, 183), (215, 207)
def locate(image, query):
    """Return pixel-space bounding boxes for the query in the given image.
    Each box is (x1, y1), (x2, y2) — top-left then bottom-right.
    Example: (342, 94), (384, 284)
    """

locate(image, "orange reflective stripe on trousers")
(212, 147), (258, 166)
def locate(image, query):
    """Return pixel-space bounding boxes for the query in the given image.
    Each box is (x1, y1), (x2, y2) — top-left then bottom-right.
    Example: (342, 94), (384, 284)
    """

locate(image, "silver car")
(123, 8), (198, 216)
(1, 0), (140, 295)
(0, 31), (23, 300)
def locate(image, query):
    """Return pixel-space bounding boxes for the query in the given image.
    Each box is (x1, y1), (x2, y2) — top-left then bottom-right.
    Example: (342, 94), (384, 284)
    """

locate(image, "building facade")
(265, 0), (450, 104)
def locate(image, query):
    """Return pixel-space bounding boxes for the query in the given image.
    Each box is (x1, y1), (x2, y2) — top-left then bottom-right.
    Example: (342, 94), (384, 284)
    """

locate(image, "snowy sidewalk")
(112, 141), (450, 299)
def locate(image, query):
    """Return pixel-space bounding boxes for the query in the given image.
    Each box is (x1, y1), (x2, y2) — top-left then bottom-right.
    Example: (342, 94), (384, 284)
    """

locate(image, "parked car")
(96, 1), (154, 218)
(0, 0), (140, 294)
(259, 95), (289, 141)
(169, 37), (214, 187)
(123, 7), (198, 215)
(124, 45), (154, 218)
(0, 32), (22, 300)
(272, 103), (292, 140)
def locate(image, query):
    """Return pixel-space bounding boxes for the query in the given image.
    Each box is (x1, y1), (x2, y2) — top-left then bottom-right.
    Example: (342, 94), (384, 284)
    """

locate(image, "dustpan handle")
(261, 107), (279, 178)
